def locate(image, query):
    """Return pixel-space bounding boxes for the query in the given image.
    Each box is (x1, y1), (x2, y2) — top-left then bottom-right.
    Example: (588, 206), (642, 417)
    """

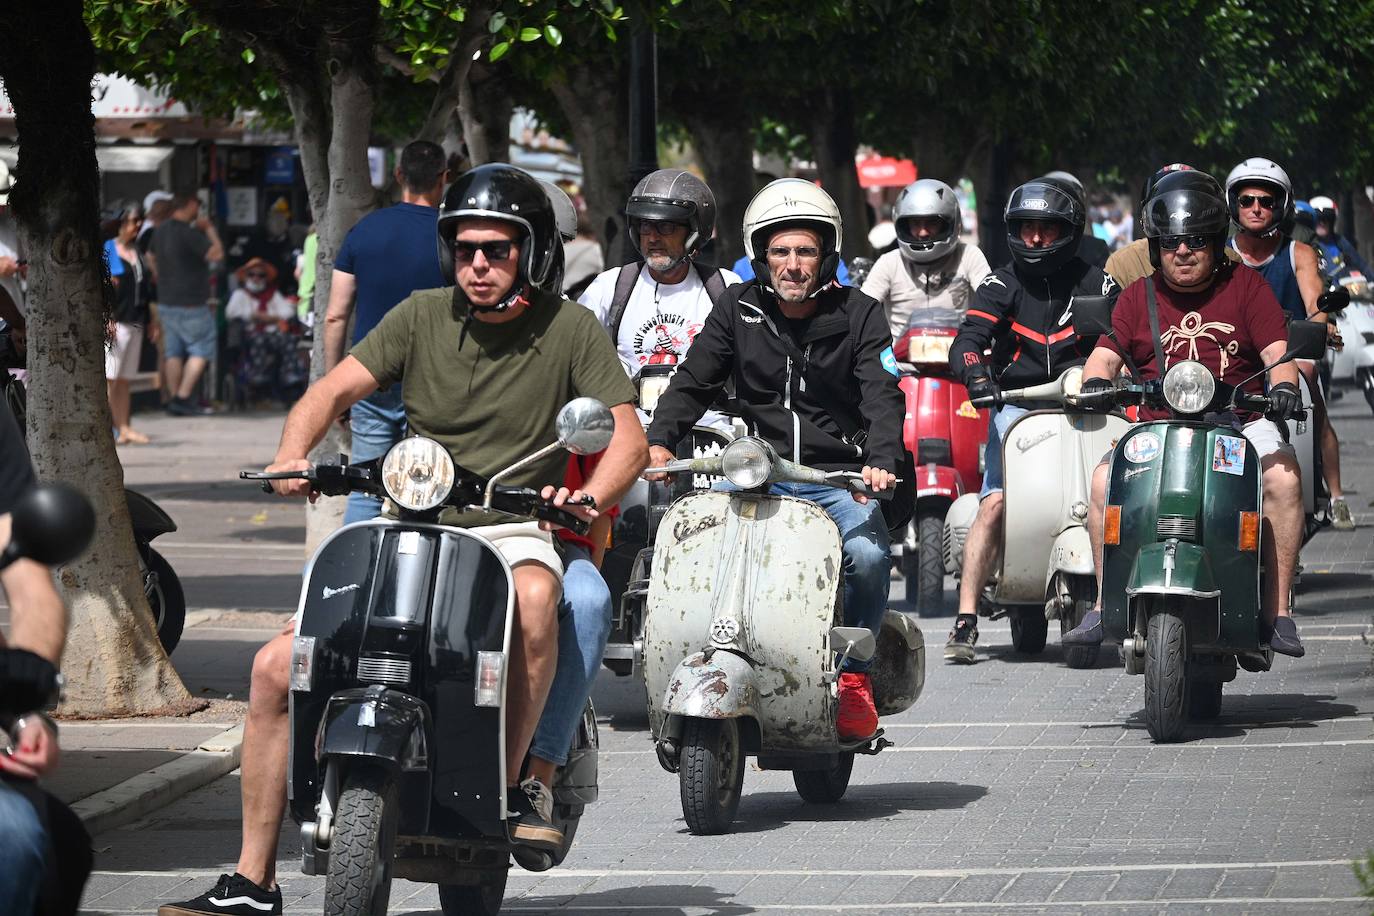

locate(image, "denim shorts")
(979, 404), (1029, 499)
(159, 304), (218, 360)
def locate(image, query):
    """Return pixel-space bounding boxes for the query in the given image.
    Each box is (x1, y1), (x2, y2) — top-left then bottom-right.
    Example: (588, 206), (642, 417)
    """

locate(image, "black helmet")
(437, 164), (561, 303)
(1143, 187), (1230, 270)
(1004, 180), (1084, 278)
(625, 168), (716, 260)
(1138, 163), (1199, 212)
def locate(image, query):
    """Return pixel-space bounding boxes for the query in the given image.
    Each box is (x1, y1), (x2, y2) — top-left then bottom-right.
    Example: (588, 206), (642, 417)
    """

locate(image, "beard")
(644, 251), (681, 273)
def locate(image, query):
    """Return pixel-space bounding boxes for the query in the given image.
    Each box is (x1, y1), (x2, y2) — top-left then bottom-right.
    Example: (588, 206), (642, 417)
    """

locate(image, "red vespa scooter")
(894, 307), (989, 615)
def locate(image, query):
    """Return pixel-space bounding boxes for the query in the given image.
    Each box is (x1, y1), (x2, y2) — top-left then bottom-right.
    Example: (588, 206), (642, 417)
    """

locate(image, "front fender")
(126, 488), (177, 539)
(660, 651), (759, 723)
(1047, 526), (1094, 578)
(915, 465), (963, 501)
(318, 687), (431, 774)
(1125, 541), (1221, 599)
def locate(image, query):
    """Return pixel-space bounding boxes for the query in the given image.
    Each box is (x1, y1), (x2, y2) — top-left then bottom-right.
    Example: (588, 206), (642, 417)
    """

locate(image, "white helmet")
(893, 178), (960, 264)
(0, 159), (11, 206)
(1225, 158), (1292, 234)
(1309, 195), (1338, 231)
(539, 179), (578, 242)
(743, 178), (843, 289)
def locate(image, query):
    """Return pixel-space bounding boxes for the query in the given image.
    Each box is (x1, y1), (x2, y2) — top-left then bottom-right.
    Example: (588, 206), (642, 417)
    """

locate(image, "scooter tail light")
(1104, 505), (1122, 546)
(474, 650), (505, 708)
(1238, 511), (1260, 552)
(290, 636), (316, 692)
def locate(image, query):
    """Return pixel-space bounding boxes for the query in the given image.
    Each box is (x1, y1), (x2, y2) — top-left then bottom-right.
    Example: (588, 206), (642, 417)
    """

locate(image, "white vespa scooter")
(642, 438), (926, 835)
(943, 364), (1131, 668)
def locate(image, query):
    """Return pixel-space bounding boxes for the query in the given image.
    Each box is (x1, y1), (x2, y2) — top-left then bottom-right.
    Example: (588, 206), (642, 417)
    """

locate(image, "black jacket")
(647, 281), (905, 476)
(950, 257), (1117, 391)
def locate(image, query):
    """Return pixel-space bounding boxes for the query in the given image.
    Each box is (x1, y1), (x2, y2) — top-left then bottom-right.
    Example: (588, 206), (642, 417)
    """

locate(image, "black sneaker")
(165, 396), (208, 417)
(944, 614), (978, 664)
(506, 778), (561, 851)
(1270, 616), (1306, 658)
(1062, 609), (1104, 646)
(159, 873), (282, 916)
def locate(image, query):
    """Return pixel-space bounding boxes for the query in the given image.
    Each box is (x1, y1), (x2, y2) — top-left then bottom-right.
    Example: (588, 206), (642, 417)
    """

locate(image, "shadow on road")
(718, 780), (988, 834)
(1297, 571), (1372, 594)
(399, 884), (754, 915)
(132, 479), (277, 504)
(1115, 693), (1362, 740)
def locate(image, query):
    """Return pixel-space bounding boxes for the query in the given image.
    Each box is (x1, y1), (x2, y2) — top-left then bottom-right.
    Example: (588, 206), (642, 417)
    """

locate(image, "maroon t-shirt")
(1102, 264), (1288, 419)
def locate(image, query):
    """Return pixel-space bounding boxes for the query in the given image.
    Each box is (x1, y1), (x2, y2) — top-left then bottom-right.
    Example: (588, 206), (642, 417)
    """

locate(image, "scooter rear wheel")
(1188, 679), (1224, 719)
(141, 546), (186, 655)
(1144, 610), (1190, 743)
(679, 718), (744, 835)
(325, 765), (399, 916)
(1010, 611), (1048, 654)
(439, 871), (507, 916)
(792, 752), (855, 803)
(1060, 580), (1100, 669)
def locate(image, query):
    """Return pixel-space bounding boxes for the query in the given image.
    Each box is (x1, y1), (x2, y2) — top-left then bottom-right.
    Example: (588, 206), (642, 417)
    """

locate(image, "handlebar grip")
(241, 469), (314, 494)
(538, 506), (591, 536)
(969, 395), (997, 408)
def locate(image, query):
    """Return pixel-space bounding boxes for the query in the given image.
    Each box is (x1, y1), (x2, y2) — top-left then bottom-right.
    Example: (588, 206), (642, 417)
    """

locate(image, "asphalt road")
(75, 396), (1374, 915)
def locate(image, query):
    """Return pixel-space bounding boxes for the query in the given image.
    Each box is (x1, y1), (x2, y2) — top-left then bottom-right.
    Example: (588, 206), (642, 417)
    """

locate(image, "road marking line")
(603, 738), (1374, 756)
(502, 899), (1371, 911)
(158, 541), (303, 552)
(875, 716), (1372, 729)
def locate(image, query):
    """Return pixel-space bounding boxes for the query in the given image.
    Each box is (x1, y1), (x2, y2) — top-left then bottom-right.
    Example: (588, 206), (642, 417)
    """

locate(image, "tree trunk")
(972, 138), (1011, 268)
(551, 60), (633, 267)
(459, 64), (513, 166)
(0, 0), (198, 716)
(681, 109), (754, 269)
(809, 88), (871, 261)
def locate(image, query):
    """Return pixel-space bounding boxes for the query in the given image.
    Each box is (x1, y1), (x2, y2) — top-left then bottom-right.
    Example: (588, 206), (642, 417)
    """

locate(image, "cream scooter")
(641, 438), (926, 834)
(944, 364), (1131, 668)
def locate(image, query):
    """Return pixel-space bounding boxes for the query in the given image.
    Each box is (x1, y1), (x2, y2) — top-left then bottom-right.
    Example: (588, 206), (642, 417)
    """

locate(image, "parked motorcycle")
(1327, 275), (1374, 413)
(240, 398), (613, 916)
(1072, 299), (1327, 742)
(892, 307), (987, 615)
(944, 336), (1130, 668)
(641, 438), (925, 834)
(1, 320), (186, 652)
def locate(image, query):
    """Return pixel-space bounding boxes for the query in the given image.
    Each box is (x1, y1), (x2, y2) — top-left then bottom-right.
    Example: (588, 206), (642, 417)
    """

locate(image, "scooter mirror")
(1285, 319), (1328, 362)
(2, 483), (96, 569)
(1070, 295), (1114, 337)
(829, 626), (877, 664)
(1318, 287), (1350, 316)
(557, 397), (615, 456)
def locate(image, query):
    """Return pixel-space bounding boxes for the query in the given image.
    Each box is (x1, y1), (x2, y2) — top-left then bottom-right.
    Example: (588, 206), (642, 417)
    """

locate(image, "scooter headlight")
(637, 372), (673, 414)
(721, 438), (773, 489)
(1162, 360), (1216, 414)
(1060, 366), (1085, 397)
(380, 436), (455, 512)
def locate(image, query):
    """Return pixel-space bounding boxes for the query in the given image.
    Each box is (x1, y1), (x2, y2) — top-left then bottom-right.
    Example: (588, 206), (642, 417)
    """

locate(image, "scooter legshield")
(660, 650), (761, 721)
(1102, 422), (1262, 651)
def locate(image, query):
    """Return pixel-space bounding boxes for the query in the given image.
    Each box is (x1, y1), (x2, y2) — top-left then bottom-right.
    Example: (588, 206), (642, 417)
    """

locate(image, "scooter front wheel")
(792, 752), (855, 803)
(679, 718), (744, 835)
(906, 512), (946, 617)
(325, 765), (399, 916)
(1144, 610), (1190, 743)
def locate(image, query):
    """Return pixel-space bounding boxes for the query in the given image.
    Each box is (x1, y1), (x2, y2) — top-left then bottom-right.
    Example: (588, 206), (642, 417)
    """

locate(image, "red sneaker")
(836, 671), (879, 740)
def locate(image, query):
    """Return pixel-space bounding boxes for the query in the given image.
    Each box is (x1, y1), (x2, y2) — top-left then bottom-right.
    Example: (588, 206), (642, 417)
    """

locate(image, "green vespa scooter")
(1073, 301), (1327, 742)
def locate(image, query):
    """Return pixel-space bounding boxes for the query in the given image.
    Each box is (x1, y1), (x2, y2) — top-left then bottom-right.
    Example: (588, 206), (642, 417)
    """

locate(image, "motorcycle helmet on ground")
(436, 164), (561, 311)
(1142, 186), (1230, 272)
(1004, 179), (1084, 277)
(1225, 158), (1293, 235)
(624, 168), (717, 265)
(1309, 195), (1338, 231)
(742, 178), (844, 293)
(1293, 200), (1318, 231)
(893, 178), (961, 264)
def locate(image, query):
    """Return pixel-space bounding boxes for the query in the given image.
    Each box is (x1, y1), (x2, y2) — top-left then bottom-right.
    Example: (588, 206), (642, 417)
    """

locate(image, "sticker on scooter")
(1123, 432), (1162, 463)
(1212, 435), (1246, 476)
(957, 400), (978, 419)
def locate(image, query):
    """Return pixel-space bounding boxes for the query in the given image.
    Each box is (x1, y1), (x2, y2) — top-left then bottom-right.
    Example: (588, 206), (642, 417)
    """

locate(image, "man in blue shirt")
(323, 140), (448, 523)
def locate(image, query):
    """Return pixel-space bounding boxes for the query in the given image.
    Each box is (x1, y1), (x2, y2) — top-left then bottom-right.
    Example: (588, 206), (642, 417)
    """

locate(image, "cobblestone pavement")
(77, 397), (1374, 914)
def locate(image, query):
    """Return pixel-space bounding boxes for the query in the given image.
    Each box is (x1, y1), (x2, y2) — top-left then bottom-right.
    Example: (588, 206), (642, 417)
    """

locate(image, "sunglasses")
(1159, 234), (1211, 252)
(452, 240), (514, 263)
(244, 272), (269, 280)
(635, 219), (684, 237)
(766, 245), (821, 261)
(1236, 193), (1276, 210)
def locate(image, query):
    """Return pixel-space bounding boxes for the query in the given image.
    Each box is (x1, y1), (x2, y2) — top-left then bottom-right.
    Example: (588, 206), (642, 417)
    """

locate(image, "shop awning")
(857, 156), (917, 188)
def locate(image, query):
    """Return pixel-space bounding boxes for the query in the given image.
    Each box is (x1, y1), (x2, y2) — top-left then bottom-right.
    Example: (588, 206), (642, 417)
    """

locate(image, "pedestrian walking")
(148, 194), (224, 416)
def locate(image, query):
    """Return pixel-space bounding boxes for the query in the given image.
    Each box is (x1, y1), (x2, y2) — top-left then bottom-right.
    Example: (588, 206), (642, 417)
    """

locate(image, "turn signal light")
(1238, 511), (1260, 552)
(1104, 505), (1122, 545)
(474, 651), (505, 708)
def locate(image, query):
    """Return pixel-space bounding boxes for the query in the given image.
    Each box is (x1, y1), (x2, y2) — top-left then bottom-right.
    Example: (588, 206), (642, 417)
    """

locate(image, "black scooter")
(242, 398), (613, 916)
(1, 322), (186, 652)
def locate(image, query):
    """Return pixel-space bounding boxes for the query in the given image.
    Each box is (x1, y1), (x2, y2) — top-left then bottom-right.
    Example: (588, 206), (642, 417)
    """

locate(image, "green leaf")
(543, 24), (563, 47)
(487, 11), (506, 33)
(520, 27), (541, 42)
(489, 40), (510, 62)
(241, 47), (255, 64)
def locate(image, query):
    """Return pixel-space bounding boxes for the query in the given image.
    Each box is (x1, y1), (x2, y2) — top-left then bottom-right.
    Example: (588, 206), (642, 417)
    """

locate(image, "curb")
(71, 725), (244, 837)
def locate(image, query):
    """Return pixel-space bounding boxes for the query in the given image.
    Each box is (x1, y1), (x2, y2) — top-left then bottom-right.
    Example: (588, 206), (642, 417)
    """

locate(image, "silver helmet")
(893, 179), (960, 264)
(625, 168), (717, 260)
(539, 179), (578, 242)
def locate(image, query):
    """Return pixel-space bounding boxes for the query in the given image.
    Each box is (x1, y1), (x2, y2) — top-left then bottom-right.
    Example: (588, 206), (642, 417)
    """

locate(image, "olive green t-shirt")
(351, 286), (635, 525)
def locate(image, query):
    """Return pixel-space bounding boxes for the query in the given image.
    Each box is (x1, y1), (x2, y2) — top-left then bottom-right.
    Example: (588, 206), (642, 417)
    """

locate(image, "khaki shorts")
(1100, 417), (1295, 467)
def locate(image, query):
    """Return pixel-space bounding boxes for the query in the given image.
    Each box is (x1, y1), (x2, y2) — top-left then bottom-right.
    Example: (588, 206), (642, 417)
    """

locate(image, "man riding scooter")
(163, 164), (647, 916)
(1064, 176), (1307, 658)
(945, 179), (1118, 663)
(1225, 158), (1354, 530)
(644, 178), (906, 741)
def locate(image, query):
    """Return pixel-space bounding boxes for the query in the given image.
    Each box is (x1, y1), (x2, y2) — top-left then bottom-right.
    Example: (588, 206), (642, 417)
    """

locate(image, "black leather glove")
(1076, 377), (1116, 412)
(966, 375), (1000, 406)
(1266, 381), (1302, 421)
(0, 648), (61, 716)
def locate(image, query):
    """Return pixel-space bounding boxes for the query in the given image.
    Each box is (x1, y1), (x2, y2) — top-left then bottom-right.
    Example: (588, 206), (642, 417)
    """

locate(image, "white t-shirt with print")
(579, 262), (741, 431)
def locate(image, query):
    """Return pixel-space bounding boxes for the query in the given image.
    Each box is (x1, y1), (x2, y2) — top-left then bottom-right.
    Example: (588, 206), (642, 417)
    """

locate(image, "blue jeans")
(344, 387), (407, 524)
(530, 542), (613, 766)
(0, 780), (45, 915)
(979, 404), (1029, 499)
(718, 481), (890, 673)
